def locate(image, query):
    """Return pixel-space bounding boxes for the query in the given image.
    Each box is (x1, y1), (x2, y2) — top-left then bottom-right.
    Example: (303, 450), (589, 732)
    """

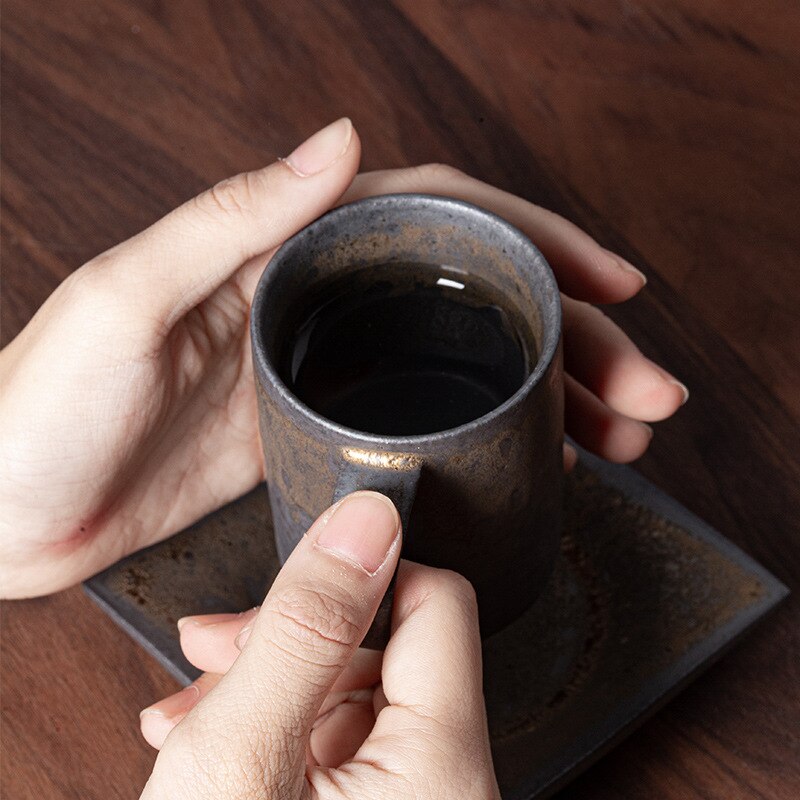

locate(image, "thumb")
(179, 491), (401, 779)
(92, 117), (360, 326)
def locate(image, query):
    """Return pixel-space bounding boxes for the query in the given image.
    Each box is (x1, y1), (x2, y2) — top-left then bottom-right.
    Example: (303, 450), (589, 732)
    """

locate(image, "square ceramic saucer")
(85, 448), (787, 799)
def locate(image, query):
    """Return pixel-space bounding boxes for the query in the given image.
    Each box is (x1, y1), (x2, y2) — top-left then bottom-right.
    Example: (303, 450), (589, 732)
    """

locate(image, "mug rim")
(250, 192), (562, 446)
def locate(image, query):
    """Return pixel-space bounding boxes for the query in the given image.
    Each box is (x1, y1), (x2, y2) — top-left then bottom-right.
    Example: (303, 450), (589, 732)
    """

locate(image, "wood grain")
(2, 1), (799, 798)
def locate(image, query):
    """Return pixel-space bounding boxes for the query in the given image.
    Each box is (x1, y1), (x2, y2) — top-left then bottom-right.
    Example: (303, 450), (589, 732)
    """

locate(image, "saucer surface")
(85, 448), (787, 800)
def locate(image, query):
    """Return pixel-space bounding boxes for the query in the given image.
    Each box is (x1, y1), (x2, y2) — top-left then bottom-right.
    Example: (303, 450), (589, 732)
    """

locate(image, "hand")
(340, 165), (688, 467)
(0, 119), (687, 598)
(139, 491), (501, 799)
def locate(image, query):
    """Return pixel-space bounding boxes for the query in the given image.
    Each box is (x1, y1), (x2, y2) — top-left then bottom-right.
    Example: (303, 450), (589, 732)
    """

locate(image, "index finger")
(375, 561), (485, 728)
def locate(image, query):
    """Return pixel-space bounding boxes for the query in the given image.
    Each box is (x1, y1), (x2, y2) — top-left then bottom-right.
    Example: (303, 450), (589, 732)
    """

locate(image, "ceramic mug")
(250, 194), (563, 647)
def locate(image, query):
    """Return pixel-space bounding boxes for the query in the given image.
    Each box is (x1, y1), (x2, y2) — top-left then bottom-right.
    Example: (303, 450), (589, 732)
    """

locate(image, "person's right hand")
(139, 491), (501, 799)
(0, 118), (687, 599)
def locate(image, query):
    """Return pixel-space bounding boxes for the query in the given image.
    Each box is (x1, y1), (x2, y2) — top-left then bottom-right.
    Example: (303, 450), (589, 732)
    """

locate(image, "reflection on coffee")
(280, 262), (537, 436)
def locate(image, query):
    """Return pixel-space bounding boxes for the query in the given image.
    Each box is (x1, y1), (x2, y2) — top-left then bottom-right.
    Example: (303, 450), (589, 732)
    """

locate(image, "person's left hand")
(0, 119), (687, 598)
(0, 118), (363, 597)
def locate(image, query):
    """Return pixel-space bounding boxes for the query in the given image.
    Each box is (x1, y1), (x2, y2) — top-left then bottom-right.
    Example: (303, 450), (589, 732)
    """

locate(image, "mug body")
(251, 194), (563, 636)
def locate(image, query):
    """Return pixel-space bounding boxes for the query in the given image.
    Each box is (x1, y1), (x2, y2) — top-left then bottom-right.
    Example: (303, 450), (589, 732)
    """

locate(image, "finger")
(564, 442), (578, 472)
(353, 562), (498, 795)
(177, 491), (401, 763)
(176, 608), (259, 674)
(373, 682), (389, 718)
(178, 609), (382, 691)
(139, 672), (220, 750)
(331, 647), (383, 693)
(565, 373), (653, 462)
(563, 297), (689, 421)
(343, 165), (645, 303)
(310, 689), (377, 768)
(88, 118), (361, 327)
(380, 562), (483, 720)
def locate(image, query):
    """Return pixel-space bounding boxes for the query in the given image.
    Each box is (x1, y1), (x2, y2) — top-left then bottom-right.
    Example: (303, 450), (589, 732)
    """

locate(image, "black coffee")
(280, 262), (536, 436)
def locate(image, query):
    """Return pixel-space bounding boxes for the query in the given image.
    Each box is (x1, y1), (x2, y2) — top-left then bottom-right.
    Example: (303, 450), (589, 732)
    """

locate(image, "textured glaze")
(250, 194), (564, 641)
(84, 450), (788, 799)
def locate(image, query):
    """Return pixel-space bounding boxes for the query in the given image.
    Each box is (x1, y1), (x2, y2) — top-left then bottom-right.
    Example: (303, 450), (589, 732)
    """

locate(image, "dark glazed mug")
(251, 194), (563, 648)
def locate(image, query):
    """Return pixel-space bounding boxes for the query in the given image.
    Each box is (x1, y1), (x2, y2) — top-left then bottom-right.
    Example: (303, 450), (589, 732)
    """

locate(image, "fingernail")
(640, 422), (654, 439)
(234, 624), (252, 651)
(651, 363), (690, 405)
(283, 118), (353, 177)
(619, 259), (647, 285)
(177, 608), (259, 633)
(315, 491), (401, 575)
(603, 248), (647, 285)
(563, 443), (578, 472)
(671, 379), (690, 405)
(177, 613), (237, 632)
(139, 684), (199, 720)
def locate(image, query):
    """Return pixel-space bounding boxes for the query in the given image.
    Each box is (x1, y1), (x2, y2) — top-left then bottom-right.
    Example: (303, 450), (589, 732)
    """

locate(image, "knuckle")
(57, 260), (120, 315)
(80, 250), (118, 275)
(154, 720), (210, 780)
(166, 702), (294, 797)
(269, 584), (361, 661)
(441, 568), (477, 602)
(199, 172), (259, 217)
(157, 713), (195, 755)
(439, 570), (479, 616)
(55, 259), (165, 340)
(156, 718), (257, 797)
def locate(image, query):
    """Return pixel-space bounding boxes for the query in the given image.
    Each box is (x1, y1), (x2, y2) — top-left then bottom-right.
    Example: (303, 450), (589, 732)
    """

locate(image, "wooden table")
(3, 2), (799, 797)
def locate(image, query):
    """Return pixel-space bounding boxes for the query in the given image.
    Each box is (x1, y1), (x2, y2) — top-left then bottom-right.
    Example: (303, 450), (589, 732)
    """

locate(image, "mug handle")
(332, 450), (422, 649)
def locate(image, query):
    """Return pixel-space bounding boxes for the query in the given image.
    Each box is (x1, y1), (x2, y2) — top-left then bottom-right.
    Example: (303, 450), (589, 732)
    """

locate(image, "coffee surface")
(280, 262), (535, 435)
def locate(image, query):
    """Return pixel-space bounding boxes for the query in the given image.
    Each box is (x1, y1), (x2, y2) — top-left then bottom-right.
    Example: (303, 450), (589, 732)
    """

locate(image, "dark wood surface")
(2, 2), (799, 797)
